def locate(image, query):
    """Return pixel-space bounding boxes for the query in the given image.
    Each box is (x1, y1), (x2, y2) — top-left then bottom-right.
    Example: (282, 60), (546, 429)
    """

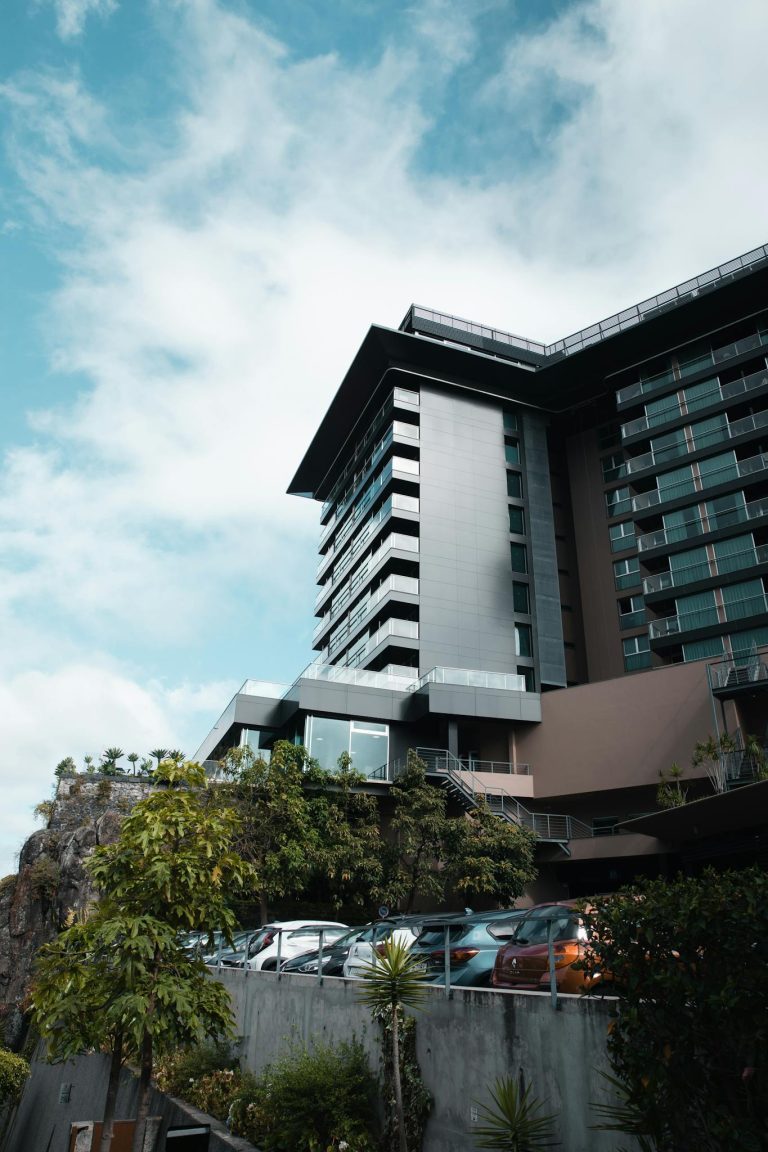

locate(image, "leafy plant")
(55, 757), (77, 778)
(228, 1040), (378, 1151)
(100, 748), (125, 776)
(28, 857), (60, 904)
(154, 1040), (239, 1098)
(0, 1048), (30, 1104)
(656, 762), (687, 808)
(357, 937), (429, 1152)
(149, 748), (169, 768)
(33, 800), (55, 824)
(473, 1076), (559, 1150)
(580, 867), (768, 1152)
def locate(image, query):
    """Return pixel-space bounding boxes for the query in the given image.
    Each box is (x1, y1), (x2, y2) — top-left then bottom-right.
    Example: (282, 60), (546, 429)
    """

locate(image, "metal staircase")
(398, 747), (593, 853)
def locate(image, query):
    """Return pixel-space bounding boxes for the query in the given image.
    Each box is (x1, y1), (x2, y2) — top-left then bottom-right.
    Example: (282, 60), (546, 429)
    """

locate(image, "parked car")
(203, 929), (257, 965)
(280, 926), (368, 975)
(247, 921), (349, 971)
(410, 909), (528, 987)
(343, 917), (436, 979)
(491, 902), (605, 994)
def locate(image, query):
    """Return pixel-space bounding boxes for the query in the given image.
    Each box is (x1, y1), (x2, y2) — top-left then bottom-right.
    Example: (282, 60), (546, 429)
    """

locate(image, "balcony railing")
(616, 315), (768, 406)
(409, 667), (527, 692)
(637, 496), (768, 552)
(297, 661), (418, 691)
(710, 655), (768, 690)
(649, 592), (768, 640)
(620, 365), (768, 439)
(327, 576), (420, 655)
(632, 452), (768, 513)
(643, 545), (768, 595)
(316, 530), (420, 612)
(319, 489), (419, 581)
(343, 618), (419, 668)
(623, 404), (768, 473)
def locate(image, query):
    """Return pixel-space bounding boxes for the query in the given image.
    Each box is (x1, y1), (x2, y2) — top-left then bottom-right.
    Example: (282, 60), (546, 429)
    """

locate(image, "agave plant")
(356, 937), (429, 1152)
(473, 1076), (559, 1151)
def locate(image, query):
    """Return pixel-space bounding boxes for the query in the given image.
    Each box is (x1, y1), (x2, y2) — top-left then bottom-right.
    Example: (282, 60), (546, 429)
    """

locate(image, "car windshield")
(416, 924), (470, 946)
(287, 926), (347, 941)
(513, 911), (579, 946)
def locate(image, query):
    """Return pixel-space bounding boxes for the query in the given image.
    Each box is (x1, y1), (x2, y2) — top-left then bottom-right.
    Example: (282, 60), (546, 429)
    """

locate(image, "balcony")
(616, 324), (768, 408)
(409, 667), (527, 692)
(318, 489), (419, 582)
(623, 404), (768, 475)
(643, 545), (768, 596)
(631, 451), (768, 514)
(326, 575), (420, 656)
(637, 497), (768, 553)
(620, 365), (768, 440)
(649, 591), (768, 641)
(315, 530), (420, 613)
(344, 618), (419, 669)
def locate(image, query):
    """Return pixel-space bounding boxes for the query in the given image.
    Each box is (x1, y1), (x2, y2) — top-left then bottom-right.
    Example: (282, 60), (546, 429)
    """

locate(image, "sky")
(1, 0), (768, 876)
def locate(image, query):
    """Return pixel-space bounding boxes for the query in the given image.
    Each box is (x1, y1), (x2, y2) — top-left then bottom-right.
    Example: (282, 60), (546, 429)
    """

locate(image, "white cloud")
(1, 0), (768, 872)
(43, 0), (118, 41)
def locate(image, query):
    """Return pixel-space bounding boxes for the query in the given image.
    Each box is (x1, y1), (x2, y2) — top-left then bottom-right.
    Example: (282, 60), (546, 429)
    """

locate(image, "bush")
(0, 1048), (30, 1104)
(154, 1040), (238, 1099)
(28, 858), (60, 904)
(33, 801), (55, 824)
(228, 1040), (379, 1151)
(581, 867), (768, 1151)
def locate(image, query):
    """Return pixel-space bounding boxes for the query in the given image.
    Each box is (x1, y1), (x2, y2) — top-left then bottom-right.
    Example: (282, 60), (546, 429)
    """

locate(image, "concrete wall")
(214, 968), (620, 1152)
(2, 1048), (256, 1152)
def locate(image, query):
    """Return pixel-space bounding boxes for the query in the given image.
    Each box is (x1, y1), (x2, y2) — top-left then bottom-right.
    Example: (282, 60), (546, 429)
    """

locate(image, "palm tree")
(356, 937), (428, 1152)
(101, 748), (124, 776)
(167, 749), (185, 763)
(127, 753), (140, 776)
(149, 748), (168, 769)
(473, 1077), (559, 1150)
(84, 755), (95, 774)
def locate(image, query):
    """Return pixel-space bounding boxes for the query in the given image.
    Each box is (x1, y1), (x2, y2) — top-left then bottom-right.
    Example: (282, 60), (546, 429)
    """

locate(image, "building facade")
(196, 243), (768, 890)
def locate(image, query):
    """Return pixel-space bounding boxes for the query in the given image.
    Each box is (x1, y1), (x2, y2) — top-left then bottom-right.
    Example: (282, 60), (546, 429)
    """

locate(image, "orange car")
(491, 901), (606, 994)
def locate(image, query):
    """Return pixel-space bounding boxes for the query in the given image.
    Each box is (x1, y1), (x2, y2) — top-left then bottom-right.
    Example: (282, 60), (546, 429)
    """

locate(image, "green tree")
(217, 741), (322, 922)
(308, 753), (383, 916)
(579, 867), (768, 1151)
(127, 753), (140, 775)
(54, 756), (77, 778)
(148, 748), (168, 769)
(100, 747), (124, 776)
(0, 1047), (30, 1106)
(443, 803), (537, 907)
(656, 761), (687, 809)
(357, 937), (429, 1152)
(32, 760), (254, 1152)
(383, 751), (448, 913)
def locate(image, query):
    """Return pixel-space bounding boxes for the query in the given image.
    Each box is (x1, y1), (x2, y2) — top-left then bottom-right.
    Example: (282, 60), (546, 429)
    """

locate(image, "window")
(618, 595), (645, 630)
(656, 463), (696, 502)
(721, 579), (767, 623)
(614, 557), (640, 590)
(675, 589), (719, 631)
(650, 426), (687, 462)
(508, 505), (525, 534)
(513, 582), (530, 614)
(623, 635), (651, 671)
(609, 521), (636, 552)
(506, 472), (522, 499)
(503, 410), (518, 434)
(602, 452), (627, 482)
(510, 543), (527, 573)
(605, 486), (632, 518)
(682, 636), (725, 662)
(306, 715), (389, 777)
(505, 441), (521, 466)
(645, 393), (681, 429)
(663, 506), (703, 543)
(515, 624), (532, 657)
(677, 343), (713, 380)
(683, 376), (720, 412)
(517, 666), (535, 691)
(713, 534), (755, 575)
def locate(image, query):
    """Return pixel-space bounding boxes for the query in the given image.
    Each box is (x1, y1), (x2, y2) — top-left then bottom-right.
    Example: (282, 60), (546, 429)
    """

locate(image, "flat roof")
(619, 780), (768, 842)
(289, 244), (768, 499)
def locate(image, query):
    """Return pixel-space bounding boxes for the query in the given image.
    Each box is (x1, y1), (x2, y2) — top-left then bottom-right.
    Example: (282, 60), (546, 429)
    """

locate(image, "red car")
(491, 901), (604, 994)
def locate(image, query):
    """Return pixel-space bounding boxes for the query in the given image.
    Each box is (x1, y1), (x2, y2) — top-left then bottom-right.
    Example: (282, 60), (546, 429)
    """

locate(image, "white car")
(247, 920), (349, 971)
(343, 920), (423, 979)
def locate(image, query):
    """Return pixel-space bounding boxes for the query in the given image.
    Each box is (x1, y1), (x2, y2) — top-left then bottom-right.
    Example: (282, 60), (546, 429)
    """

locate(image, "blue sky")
(1, 0), (767, 875)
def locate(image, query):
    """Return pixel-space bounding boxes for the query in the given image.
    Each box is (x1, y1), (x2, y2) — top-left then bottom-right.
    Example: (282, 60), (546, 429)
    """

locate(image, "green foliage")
(55, 757), (77, 778)
(384, 751), (449, 913)
(154, 1040), (238, 1098)
(228, 1040), (379, 1152)
(473, 1077), (559, 1150)
(28, 857), (60, 904)
(33, 800), (55, 824)
(378, 1012), (431, 1152)
(0, 1048), (30, 1104)
(443, 804), (537, 905)
(656, 761), (687, 809)
(356, 937), (430, 1017)
(149, 748), (169, 768)
(580, 867), (768, 1152)
(100, 748), (125, 776)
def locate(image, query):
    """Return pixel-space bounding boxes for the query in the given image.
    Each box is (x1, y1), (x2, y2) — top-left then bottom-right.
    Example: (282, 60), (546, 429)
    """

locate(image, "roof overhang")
(619, 780), (768, 843)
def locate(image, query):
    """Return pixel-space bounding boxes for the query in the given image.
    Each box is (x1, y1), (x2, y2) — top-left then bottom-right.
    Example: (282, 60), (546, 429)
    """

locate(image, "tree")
(167, 749), (185, 763)
(148, 748), (168, 769)
(100, 748), (125, 776)
(443, 804), (536, 907)
(127, 753), (140, 775)
(357, 937), (429, 1152)
(54, 756), (76, 778)
(31, 760), (254, 1152)
(216, 741), (322, 923)
(0, 1047), (30, 1106)
(473, 1078), (559, 1150)
(383, 752), (448, 913)
(579, 867), (768, 1151)
(656, 761), (687, 809)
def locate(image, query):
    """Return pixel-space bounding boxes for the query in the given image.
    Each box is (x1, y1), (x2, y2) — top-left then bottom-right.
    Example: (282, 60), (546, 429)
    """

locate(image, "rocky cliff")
(0, 775), (155, 1051)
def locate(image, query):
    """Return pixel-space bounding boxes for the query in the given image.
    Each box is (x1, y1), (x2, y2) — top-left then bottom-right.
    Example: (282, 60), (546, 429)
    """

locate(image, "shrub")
(228, 1040), (379, 1151)
(581, 867), (768, 1151)
(28, 858), (60, 904)
(0, 1048), (30, 1104)
(33, 801), (55, 824)
(96, 779), (113, 802)
(154, 1040), (238, 1099)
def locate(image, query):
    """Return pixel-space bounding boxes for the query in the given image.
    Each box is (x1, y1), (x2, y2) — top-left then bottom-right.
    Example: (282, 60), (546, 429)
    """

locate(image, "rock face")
(0, 774), (155, 1051)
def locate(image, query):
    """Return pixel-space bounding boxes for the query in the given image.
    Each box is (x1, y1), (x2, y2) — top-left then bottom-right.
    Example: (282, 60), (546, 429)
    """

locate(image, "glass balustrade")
(649, 592), (768, 640)
(643, 545), (768, 595)
(637, 497), (768, 551)
(632, 452), (768, 513)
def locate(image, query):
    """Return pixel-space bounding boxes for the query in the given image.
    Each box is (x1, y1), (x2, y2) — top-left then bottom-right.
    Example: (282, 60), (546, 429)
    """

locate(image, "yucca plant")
(473, 1076), (559, 1151)
(356, 937), (429, 1152)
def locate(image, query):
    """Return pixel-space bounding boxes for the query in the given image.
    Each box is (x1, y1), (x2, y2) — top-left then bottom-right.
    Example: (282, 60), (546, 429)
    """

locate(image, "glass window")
(503, 410), (518, 434)
(713, 534), (755, 575)
(506, 472), (522, 499)
(602, 452), (627, 482)
(350, 725), (389, 775)
(517, 666), (535, 691)
(623, 635), (651, 671)
(705, 491), (747, 529)
(682, 636), (725, 662)
(690, 414), (728, 452)
(729, 627), (768, 661)
(650, 427), (687, 462)
(698, 450), (739, 487)
(605, 487), (632, 518)
(645, 394), (681, 429)
(515, 624), (532, 657)
(307, 716), (350, 771)
(505, 441), (521, 466)
(669, 546), (710, 585)
(675, 589), (719, 631)
(508, 506), (525, 534)
(684, 376), (721, 412)
(609, 522), (636, 553)
(510, 543), (527, 573)
(721, 579), (766, 622)
(618, 596), (645, 630)
(677, 344), (713, 379)
(656, 463), (696, 501)
(614, 557), (640, 589)
(663, 506), (703, 543)
(513, 582), (530, 614)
